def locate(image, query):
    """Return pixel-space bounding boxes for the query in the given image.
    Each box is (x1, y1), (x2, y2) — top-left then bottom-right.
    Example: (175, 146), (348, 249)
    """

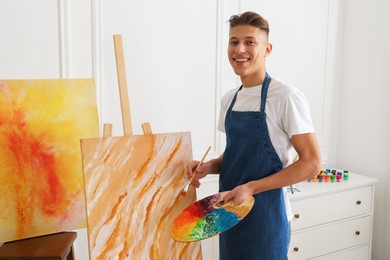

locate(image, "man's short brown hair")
(228, 11), (269, 36)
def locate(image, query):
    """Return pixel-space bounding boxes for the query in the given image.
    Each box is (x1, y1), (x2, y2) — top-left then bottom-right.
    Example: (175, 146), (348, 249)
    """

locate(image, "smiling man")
(188, 11), (321, 259)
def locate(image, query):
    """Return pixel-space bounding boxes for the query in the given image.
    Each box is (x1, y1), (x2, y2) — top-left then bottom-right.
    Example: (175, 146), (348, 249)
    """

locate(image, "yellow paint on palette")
(81, 132), (202, 260)
(0, 79), (99, 242)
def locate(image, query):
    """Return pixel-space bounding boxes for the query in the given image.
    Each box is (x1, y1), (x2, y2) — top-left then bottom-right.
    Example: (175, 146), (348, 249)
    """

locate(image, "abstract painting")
(0, 79), (99, 242)
(81, 132), (202, 259)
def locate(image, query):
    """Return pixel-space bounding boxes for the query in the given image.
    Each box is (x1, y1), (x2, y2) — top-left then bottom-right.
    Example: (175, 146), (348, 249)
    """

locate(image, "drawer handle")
(294, 214), (300, 219)
(355, 231), (361, 235)
(356, 200), (362, 205)
(293, 247), (299, 252)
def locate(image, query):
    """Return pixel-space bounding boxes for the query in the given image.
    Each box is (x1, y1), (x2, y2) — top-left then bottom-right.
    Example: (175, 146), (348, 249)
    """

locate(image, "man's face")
(228, 25), (271, 79)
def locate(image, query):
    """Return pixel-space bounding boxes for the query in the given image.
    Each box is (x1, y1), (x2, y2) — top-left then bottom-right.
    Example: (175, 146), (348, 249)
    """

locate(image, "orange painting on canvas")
(0, 79), (99, 242)
(81, 132), (202, 260)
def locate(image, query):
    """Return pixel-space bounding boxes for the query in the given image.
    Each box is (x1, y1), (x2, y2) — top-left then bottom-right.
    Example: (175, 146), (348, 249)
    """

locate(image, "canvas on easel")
(80, 35), (202, 259)
(0, 79), (99, 242)
(81, 132), (202, 259)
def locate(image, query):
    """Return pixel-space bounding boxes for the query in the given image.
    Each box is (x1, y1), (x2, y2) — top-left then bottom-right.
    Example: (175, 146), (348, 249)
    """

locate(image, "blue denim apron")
(219, 73), (289, 260)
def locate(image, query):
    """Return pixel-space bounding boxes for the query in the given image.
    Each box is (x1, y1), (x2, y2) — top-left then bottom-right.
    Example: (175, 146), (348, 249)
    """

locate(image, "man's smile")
(234, 57), (250, 62)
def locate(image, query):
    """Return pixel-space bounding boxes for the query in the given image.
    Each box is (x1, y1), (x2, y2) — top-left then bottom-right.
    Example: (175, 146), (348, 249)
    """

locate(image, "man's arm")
(224, 133), (321, 205)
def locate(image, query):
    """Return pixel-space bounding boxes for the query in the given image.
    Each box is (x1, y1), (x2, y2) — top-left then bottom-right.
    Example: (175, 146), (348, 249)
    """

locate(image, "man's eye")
(229, 41), (238, 46)
(246, 40), (255, 45)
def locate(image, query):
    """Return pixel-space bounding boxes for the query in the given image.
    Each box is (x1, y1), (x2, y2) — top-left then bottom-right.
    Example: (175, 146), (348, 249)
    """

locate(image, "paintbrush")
(181, 146), (211, 195)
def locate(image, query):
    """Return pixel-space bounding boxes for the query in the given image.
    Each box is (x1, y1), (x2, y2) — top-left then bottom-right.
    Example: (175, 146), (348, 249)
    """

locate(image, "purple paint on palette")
(198, 193), (221, 214)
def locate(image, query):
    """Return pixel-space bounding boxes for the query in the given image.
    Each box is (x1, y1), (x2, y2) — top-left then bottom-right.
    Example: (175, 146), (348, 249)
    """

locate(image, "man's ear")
(265, 43), (273, 57)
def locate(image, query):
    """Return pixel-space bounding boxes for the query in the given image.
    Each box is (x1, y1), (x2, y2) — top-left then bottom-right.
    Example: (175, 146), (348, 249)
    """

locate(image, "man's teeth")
(235, 58), (249, 62)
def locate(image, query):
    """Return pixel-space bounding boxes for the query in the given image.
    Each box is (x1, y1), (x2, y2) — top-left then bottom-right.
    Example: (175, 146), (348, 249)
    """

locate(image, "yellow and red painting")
(81, 132), (202, 260)
(0, 79), (99, 242)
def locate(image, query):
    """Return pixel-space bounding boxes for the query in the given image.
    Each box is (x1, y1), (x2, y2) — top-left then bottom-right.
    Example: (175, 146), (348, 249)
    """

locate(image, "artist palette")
(171, 192), (254, 242)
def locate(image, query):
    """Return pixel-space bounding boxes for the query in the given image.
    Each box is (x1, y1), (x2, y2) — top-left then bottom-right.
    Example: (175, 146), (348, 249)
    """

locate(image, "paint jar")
(336, 175), (342, 182)
(324, 174), (330, 183)
(343, 171), (349, 181)
(330, 174), (336, 183)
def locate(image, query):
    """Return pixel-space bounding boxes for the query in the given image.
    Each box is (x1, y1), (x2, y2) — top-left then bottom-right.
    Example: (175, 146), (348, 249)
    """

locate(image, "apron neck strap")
(260, 72), (271, 113)
(228, 72), (271, 113)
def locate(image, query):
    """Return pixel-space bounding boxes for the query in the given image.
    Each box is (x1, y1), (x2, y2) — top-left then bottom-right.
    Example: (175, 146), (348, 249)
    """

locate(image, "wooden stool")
(0, 232), (77, 259)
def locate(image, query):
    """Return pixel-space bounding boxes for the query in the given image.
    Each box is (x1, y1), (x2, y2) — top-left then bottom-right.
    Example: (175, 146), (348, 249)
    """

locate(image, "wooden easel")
(82, 34), (202, 260)
(103, 34), (153, 137)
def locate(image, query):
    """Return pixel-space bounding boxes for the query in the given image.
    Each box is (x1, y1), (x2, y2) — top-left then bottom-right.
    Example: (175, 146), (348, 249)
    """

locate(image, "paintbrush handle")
(190, 146), (211, 181)
(198, 146), (211, 164)
(188, 174), (196, 184)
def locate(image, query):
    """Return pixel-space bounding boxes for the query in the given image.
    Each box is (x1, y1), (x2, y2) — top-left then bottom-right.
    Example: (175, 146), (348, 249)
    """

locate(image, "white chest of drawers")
(288, 173), (377, 260)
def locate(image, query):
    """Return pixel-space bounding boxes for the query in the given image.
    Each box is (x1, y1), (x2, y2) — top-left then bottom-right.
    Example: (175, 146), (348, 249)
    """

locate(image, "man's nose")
(235, 43), (245, 53)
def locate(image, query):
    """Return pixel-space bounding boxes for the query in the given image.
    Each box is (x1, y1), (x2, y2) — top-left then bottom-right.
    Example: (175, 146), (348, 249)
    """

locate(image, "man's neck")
(241, 70), (266, 88)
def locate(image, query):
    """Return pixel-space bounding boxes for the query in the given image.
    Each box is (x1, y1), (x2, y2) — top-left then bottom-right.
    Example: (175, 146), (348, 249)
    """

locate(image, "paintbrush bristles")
(181, 146), (211, 195)
(181, 175), (195, 195)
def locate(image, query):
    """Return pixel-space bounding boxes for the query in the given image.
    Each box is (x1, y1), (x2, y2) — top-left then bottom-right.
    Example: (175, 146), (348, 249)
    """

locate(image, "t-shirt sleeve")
(217, 99), (227, 133)
(282, 90), (315, 138)
(217, 90), (236, 133)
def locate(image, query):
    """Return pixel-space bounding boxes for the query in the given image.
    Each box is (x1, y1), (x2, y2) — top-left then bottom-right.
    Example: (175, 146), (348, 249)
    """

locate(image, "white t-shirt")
(217, 77), (315, 221)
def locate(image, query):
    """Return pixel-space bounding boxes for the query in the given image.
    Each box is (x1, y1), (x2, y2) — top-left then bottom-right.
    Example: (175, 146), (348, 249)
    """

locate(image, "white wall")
(1, 0), (389, 259)
(331, 0), (390, 259)
(0, 0), (61, 78)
